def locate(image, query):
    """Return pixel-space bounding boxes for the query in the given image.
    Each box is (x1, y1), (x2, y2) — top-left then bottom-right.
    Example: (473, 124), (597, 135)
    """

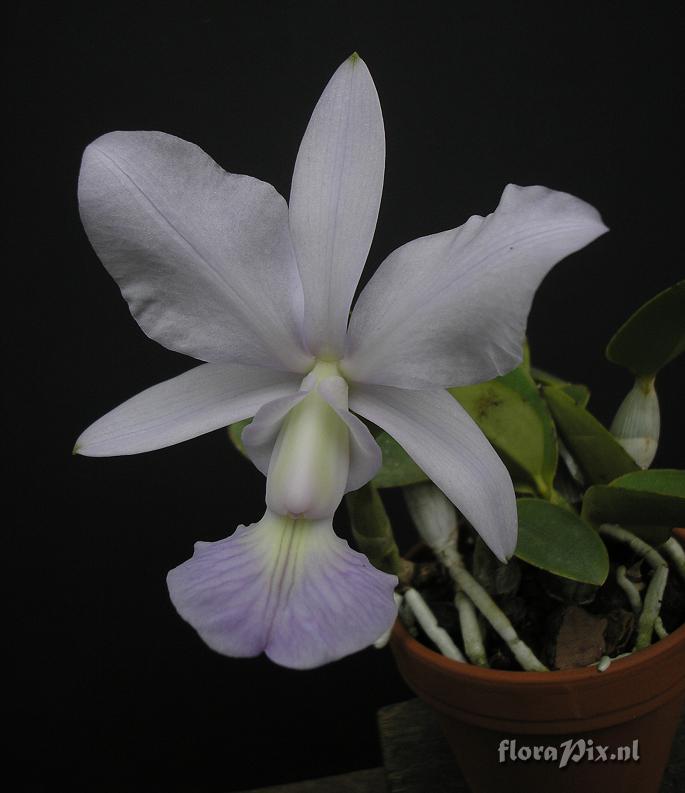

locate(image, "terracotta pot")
(390, 559), (685, 792)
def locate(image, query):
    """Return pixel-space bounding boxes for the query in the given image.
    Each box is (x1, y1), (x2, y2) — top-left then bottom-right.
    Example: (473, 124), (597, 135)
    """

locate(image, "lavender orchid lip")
(75, 54), (607, 668)
(167, 509), (398, 669)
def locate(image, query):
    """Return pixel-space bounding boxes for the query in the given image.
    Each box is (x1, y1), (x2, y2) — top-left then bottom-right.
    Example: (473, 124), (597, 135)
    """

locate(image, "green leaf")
(371, 431), (428, 489)
(560, 383), (590, 409)
(514, 482), (537, 496)
(609, 468), (685, 497)
(515, 498), (609, 584)
(530, 366), (566, 386)
(529, 368), (591, 407)
(606, 281), (685, 376)
(582, 469), (685, 544)
(451, 366), (557, 497)
(228, 418), (252, 457)
(543, 386), (638, 485)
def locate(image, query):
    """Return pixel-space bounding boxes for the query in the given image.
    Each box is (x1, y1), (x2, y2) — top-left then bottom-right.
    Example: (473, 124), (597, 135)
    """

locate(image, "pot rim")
(391, 614), (685, 686)
(392, 531), (685, 685)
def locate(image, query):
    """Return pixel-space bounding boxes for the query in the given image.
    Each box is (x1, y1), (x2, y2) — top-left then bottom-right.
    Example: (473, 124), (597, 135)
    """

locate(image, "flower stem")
(346, 483), (411, 581)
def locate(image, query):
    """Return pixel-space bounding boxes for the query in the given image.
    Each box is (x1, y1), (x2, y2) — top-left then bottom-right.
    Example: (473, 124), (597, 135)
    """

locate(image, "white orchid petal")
(289, 54), (385, 358)
(350, 384), (517, 562)
(241, 391), (309, 475)
(167, 510), (398, 669)
(317, 378), (382, 492)
(75, 364), (301, 456)
(344, 185), (608, 388)
(79, 131), (312, 372)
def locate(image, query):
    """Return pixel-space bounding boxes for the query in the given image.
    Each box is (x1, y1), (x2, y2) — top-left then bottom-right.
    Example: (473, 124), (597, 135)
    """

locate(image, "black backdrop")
(7, 2), (682, 791)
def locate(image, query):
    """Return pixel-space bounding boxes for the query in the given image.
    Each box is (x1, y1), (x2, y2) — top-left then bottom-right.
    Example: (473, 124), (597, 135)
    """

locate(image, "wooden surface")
(238, 697), (684, 792)
(378, 699), (468, 793)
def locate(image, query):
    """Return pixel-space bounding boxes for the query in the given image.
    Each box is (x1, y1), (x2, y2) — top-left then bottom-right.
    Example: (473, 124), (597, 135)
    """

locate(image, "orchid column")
(75, 54), (607, 668)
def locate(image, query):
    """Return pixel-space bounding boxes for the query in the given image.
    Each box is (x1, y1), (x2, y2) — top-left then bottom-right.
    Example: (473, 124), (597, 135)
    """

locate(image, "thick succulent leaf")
(609, 468), (685, 497)
(450, 366), (557, 498)
(543, 386), (638, 484)
(606, 281), (685, 376)
(560, 383), (590, 409)
(582, 469), (685, 544)
(371, 431), (428, 488)
(530, 366), (566, 386)
(530, 368), (591, 408)
(516, 498), (609, 585)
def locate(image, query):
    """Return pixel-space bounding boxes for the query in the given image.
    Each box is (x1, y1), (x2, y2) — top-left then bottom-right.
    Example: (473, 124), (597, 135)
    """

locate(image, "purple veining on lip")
(167, 510), (398, 669)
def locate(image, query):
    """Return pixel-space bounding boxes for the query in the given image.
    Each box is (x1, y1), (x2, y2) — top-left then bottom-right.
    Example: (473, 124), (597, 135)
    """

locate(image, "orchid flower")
(75, 54), (607, 669)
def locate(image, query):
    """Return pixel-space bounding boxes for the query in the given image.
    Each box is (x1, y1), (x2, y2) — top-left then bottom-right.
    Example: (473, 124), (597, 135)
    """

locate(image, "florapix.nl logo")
(498, 738), (640, 769)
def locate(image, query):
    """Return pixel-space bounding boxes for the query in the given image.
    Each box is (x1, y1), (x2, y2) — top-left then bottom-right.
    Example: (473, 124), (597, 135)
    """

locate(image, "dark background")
(7, 2), (682, 791)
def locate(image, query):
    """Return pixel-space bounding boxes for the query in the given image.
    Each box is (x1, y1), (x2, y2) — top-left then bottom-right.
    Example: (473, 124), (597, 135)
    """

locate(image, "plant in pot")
(344, 280), (685, 793)
(74, 52), (683, 792)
